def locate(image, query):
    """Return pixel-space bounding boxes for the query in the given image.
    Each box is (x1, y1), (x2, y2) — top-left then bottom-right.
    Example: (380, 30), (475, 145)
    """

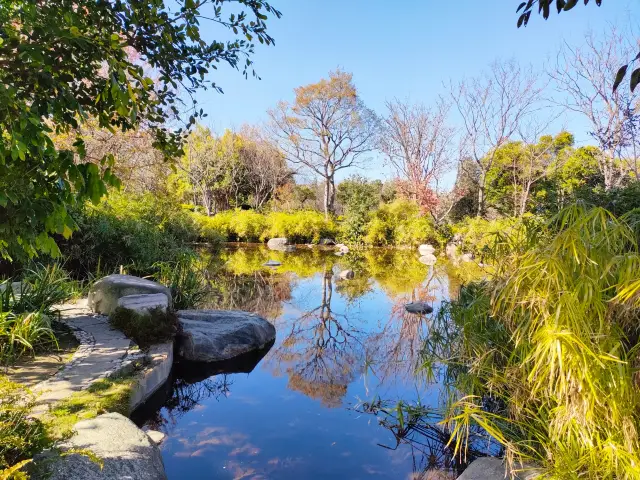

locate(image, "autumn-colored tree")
(379, 99), (454, 216)
(269, 70), (378, 218)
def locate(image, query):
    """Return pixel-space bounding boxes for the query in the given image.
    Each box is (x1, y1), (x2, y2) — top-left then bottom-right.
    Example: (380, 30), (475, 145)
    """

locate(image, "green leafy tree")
(337, 175), (382, 242)
(0, 0), (280, 260)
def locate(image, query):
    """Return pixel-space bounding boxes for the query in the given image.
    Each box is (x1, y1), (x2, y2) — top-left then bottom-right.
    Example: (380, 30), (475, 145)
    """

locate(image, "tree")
(179, 126), (240, 215)
(269, 70), (378, 218)
(486, 132), (574, 216)
(337, 175), (382, 242)
(0, 0), (280, 259)
(549, 28), (640, 190)
(379, 99), (454, 215)
(450, 60), (543, 217)
(238, 126), (292, 210)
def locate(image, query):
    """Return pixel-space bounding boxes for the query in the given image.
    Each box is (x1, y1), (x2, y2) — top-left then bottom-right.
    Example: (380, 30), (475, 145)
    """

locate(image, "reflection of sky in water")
(135, 247), (487, 480)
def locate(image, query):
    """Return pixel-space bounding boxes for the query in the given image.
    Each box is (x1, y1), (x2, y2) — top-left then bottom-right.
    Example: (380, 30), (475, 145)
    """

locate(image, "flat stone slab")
(38, 412), (167, 480)
(31, 301), (139, 415)
(117, 293), (169, 315)
(177, 310), (276, 363)
(88, 274), (172, 316)
(129, 342), (174, 411)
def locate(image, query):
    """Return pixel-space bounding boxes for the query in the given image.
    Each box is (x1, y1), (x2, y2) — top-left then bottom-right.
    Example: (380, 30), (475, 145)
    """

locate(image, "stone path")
(31, 300), (142, 415)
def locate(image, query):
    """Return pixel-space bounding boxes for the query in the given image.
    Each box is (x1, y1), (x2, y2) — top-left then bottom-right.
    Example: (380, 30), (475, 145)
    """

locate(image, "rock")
(39, 412), (167, 480)
(116, 293), (169, 315)
(267, 237), (289, 250)
(338, 270), (355, 280)
(335, 244), (349, 254)
(177, 310), (276, 363)
(458, 458), (539, 480)
(405, 302), (433, 314)
(263, 260), (282, 267)
(419, 254), (437, 265)
(445, 243), (458, 259)
(335, 251), (345, 257)
(319, 238), (336, 246)
(146, 430), (166, 445)
(88, 274), (172, 316)
(418, 244), (436, 256)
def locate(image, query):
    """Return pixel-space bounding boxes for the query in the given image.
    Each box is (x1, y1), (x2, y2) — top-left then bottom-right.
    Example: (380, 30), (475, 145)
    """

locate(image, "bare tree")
(379, 98), (455, 216)
(239, 125), (292, 209)
(549, 27), (640, 189)
(268, 70), (378, 218)
(450, 59), (544, 216)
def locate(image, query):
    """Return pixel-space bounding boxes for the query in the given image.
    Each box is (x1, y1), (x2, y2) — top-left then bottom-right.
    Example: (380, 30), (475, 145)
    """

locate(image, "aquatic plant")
(424, 205), (640, 479)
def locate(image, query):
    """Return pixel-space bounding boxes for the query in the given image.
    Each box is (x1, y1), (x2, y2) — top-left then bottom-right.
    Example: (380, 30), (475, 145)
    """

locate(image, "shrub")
(59, 192), (199, 276)
(0, 312), (57, 365)
(150, 255), (209, 309)
(109, 307), (179, 349)
(264, 211), (337, 244)
(363, 200), (441, 246)
(424, 206), (640, 478)
(2, 263), (74, 315)
(0, 376), (51, 475)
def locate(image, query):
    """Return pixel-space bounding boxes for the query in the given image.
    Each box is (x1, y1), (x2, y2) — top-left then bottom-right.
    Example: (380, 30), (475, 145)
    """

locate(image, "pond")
(132, 245), (491, 480)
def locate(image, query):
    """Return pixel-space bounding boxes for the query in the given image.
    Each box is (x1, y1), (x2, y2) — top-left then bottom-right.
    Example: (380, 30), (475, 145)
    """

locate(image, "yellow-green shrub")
(363, 200), (441, 246)
(263, 211), (337, 244)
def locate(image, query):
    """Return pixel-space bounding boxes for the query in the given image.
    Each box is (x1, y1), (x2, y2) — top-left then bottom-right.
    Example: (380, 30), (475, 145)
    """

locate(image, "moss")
(43, 374), (137, 440)
(109, 307), (179, 349)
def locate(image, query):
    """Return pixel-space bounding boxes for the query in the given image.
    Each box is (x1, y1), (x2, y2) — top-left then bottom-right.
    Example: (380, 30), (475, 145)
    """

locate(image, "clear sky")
(195, 0), (640, 183)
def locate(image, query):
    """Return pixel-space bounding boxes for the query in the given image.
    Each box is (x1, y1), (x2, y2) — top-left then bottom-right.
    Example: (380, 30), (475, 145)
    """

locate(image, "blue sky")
(195, 0), (639, 182)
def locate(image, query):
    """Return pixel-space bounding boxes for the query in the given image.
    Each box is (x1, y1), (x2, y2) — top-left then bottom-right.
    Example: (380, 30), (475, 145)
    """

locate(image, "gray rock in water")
(460, 252), (474, 262)
(263, 260), (282, 267)
(445, 243), (459, 259)
(116, 293), (169, 315)
(419, 254), (438, 265)
(338, 270), (355, 280)
(267, 237), (289, 250)
(458, 458), (539, 480)
(418, 244), (436, 256)
(405, 302), (433, 314)
(177, 309), (276, 362)
(88, 274), (172, 316)
(39, 412), (167, 480)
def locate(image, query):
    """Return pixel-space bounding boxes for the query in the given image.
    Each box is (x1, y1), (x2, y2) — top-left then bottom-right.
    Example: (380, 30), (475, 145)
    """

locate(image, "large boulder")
(38, 412), (167, 480)
(418, 244), (436, 256)
(177, 310), (276, 363)
(267, 237), (289, 250)
(458, 458), (539, 480)
(88, 274), (171, 316)
(117, 293), (169, 315)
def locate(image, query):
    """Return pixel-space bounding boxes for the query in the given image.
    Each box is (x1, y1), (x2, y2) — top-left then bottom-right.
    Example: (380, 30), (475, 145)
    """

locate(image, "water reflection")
(135, 246), (489, 479)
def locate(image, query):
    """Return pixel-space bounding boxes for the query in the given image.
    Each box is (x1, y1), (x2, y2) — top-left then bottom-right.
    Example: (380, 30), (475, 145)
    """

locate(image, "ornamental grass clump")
(426, 205), (640, 479)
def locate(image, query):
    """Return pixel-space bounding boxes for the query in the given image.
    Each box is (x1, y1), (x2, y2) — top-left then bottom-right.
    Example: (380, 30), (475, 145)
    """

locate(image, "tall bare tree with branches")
(549, 27), (640, 189)
(450, 59), (544, 216)
(379, 98), (455, 217)
(268, 70), (378, 218)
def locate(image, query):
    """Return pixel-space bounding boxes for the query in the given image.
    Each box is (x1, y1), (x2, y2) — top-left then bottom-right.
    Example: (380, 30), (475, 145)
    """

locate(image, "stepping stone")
(263, 260), (282, 267)
(117, 293), (169, 315)
(88, 274), (172, 315)
(418, 244), (436, 256)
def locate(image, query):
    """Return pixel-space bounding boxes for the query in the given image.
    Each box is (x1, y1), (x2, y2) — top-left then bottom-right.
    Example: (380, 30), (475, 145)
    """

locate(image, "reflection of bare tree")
(268, 268), (366, 407)
(140, 375), (233, 431)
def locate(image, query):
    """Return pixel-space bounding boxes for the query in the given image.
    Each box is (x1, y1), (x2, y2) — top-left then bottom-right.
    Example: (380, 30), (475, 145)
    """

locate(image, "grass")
(422, 205), (640, 479)
(43, 375), (137, 440)
(109, 307), (179, 349)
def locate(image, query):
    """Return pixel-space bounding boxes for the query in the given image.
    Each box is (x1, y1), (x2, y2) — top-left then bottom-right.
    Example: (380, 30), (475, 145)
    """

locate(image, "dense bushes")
(194, 209), (337, 244)
(60, 192), (200, 276)
(363, 200), (441, 247)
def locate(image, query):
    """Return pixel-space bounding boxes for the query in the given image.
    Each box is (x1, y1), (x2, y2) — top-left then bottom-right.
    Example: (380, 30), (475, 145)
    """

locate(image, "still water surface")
(133, 246), (488, 479)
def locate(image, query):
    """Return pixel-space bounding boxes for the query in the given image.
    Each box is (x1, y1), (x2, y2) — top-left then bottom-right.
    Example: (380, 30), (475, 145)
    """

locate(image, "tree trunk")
(476, 170), (486, 217)
(323, 176), (335, 219)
